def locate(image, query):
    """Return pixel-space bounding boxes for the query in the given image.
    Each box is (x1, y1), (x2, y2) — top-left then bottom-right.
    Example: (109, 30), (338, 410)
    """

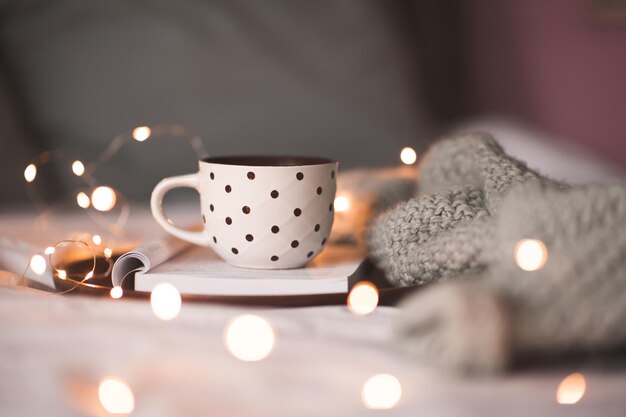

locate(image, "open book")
(112, 236), (362, 296)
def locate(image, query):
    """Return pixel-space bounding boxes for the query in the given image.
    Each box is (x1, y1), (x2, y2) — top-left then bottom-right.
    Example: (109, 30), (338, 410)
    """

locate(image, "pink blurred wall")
(467, 0), (626, 166)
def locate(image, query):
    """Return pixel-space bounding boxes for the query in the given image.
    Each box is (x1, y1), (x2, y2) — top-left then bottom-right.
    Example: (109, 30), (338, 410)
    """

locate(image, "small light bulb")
(71, 160), (85, 176)
(224, 314), (275, 361)
(104, 247), (113, 258)
(400, 147), (417, 165)
(30, 254), (47, 275)
(91, 186), (117, 212)
(92, 234), (102, 245)
(76, 192), (90, 209)
(57, 269), (67, 280)
(132, 126), (151, 142)
(44, 246), (56, 255)
(361, 374), (402, 410)
(110, 286), (123, 299)
(515, 239), (548, 271)
(347, 281), (379, 316)
(334, 195), (350, 213)
(24, 164), (37, 183)
(84, 271), (94, 280)
(98, 376), (135, 414)
(150, 283), (181, 320)
(557, 372), (586, 405)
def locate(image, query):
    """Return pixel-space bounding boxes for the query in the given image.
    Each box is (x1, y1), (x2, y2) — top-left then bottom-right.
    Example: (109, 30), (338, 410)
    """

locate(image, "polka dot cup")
(151, 156), (338, 269)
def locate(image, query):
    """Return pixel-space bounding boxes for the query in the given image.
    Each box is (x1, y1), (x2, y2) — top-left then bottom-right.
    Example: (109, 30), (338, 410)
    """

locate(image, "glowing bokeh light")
(557, 372), (586, 405)
(400, 147), (417, 165)
(92, 234), (102, 245)
(361, 374), (402, 410)
(334, 195), (351, 213)
(150, 283), (181, 321)
(347, 281), (379, 316)
(44, 246), (56, 255)
(224, 314), (275, 361)
(104, 247), (113, 258)
(57, 269), (67, 280)
(30, 254), (47, 275)
(98, 376), (135, 415)
(132, 126), (151, 142)
(84, 271), (94, 280)
(71, 160), (85, 176)
(91, 186), (117, 212)
(24, 164), (37, 183)
(515, 239), (548, 271)
(110, 286), (123, 299)
(76, 192), (91, 209)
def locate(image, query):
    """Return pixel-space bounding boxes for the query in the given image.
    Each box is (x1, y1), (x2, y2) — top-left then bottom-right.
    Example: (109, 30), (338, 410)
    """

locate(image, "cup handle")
(150, 173), (209, 246)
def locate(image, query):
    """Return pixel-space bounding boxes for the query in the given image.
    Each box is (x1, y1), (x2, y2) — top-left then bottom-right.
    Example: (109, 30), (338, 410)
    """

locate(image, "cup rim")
(200, 155), (336, 167)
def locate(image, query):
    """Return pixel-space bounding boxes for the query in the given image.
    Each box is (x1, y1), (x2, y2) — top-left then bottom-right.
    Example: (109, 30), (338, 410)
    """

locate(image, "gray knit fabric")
(367, 132), (626, 374)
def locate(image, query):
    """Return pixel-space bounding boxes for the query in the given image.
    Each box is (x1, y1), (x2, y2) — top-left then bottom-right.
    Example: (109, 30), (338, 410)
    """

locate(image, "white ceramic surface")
(151, 156), (337, 269)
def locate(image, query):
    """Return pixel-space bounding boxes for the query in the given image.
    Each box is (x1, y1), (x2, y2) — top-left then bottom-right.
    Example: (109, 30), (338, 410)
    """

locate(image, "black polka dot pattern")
(206, 165), (336, 265)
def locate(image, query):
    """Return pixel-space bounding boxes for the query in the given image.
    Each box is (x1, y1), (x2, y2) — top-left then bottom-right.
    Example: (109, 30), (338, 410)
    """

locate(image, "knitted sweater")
(367, 133), (626, 374)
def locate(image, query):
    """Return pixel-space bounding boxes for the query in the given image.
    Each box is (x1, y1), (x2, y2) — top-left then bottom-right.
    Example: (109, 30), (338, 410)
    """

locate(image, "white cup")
(151, 156), (338, 269)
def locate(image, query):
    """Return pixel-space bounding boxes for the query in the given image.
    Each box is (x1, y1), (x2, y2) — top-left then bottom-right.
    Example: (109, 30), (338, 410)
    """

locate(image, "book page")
(111, 235), (190, 287)
(146, 246), (362, 281)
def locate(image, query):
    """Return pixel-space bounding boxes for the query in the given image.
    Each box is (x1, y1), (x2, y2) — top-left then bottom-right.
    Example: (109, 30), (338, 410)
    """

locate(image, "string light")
(110, 286), (123, 299)
(47, 240), (98, 286)
(150, 283), (181, 320)
(91, 186), (117, 212)
(71, 160), (85, 176)
(132, 126), (151, 142)
(557, 373), (586, 405)
(98, 376), (135, 415)
(224, 314), (275, 361)
(104, 247), (113, 258)
(44, 246), (56, 255)
(334, 195), (350, 213)
(400, 147), (417, 165)
(347, 281), (379, 316)
(361, 374), (402, 410)
(515, 239), (548, 271)
(92, 234), (102, 245)
(76, 192), (91, 209)
(24, 164), (37, 183)
(29, 254), (47, 275)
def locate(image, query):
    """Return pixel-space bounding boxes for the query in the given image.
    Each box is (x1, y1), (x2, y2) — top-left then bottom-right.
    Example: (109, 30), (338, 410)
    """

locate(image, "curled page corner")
(111, 236), (190, 288)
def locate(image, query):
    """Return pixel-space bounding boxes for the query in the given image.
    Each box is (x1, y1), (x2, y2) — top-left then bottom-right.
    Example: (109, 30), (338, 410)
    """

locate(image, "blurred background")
(1, 0), (625, 205)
